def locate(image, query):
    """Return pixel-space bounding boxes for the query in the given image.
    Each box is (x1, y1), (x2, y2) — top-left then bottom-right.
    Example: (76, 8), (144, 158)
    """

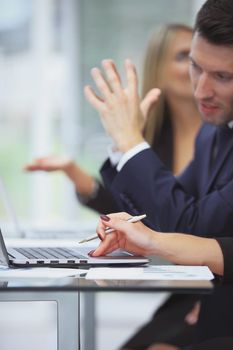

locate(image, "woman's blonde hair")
(142, 24), (193, 145)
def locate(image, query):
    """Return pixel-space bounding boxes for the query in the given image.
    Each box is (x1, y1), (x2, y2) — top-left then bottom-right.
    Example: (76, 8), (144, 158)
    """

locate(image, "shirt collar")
(228, 120), (233, 129)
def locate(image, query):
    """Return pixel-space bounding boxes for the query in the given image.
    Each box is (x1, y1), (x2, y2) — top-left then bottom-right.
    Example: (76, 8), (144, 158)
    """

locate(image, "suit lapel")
(205, 127), (233, 194)
(199, 127), (216, 195)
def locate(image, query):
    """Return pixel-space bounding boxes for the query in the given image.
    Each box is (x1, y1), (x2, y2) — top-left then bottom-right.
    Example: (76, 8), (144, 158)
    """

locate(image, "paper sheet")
(0, 267), (87, 279)
(85, 265), (214, 280)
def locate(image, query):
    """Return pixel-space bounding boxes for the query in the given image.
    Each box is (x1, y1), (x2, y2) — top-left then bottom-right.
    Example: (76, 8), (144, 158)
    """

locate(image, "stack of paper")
(85, 265), (214, 280)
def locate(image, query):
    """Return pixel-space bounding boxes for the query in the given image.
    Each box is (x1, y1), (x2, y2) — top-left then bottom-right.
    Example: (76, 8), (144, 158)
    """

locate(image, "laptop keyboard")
(15, 247), (86, 260)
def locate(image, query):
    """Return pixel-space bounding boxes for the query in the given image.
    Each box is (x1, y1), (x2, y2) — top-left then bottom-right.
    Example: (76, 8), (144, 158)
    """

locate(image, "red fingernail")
(98, 233), (103, 241)
(100, 214), (110, 221)
(88, 250), (95, 257)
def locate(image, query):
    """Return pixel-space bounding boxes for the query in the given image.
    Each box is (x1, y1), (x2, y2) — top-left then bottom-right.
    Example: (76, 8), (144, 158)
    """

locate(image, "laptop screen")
(0, 176), (22, 238)
(0, 230), (9, 267)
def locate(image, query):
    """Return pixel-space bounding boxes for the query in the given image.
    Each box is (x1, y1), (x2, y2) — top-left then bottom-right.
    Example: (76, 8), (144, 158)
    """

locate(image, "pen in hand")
(78, 214), (147, 244)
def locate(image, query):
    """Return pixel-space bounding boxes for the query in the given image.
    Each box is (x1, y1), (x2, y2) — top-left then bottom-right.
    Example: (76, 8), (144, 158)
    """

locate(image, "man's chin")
(199, 111), (227, 126)
(200, 114), (217, 125)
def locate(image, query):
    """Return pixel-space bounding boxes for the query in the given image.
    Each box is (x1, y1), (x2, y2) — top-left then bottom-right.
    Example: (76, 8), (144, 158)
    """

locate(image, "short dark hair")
(194, 0), (233, 46)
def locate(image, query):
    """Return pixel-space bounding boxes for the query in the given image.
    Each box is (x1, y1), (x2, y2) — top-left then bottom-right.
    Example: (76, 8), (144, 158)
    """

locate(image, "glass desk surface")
(0, 275), (213, 293)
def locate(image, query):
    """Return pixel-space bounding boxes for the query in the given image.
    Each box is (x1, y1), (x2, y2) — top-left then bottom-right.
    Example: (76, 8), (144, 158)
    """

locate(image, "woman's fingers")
(24, 158), (47, 171)
(92, 233), (119, 256)
(94, 212), (132, 256)
(24, 156), (70, 172)
(96, 212), (130, 238)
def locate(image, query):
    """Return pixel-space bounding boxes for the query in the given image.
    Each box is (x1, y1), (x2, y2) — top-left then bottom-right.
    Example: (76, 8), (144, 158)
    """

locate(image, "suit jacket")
(76, 181), (120, 214)
(197, 237), (233, 341)
(101, 123), (233, 237)
(82, 115), (174, 214)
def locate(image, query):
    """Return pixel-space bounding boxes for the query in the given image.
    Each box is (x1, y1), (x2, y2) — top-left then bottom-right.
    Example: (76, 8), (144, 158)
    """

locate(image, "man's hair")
(194, 0), (233, 46)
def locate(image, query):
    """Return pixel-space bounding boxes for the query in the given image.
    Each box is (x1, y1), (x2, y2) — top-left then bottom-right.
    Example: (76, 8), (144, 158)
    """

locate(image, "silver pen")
(78, 214), (147, 244)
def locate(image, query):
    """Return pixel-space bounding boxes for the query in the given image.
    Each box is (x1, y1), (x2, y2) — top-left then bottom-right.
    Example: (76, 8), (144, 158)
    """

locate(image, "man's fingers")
(102, 60), (123, 95)
(103, 59), (122, 83)
(90, 67), (112, 100)
(84, 85), (105, 112)
(125, 59), (138, 97)
(141, 88), (161, 120)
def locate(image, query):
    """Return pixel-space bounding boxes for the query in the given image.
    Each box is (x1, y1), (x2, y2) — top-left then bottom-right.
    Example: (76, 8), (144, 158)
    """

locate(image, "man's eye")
(216, 73), (233, 82)
(190, 61), (201, 73)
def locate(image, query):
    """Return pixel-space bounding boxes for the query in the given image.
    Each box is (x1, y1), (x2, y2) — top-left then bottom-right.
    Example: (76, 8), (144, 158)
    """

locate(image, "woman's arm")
(24, 155), (119, 213)
(93, 212), (224, 276)
(24, 156), (95, 196)
(152, 232), (224, 276)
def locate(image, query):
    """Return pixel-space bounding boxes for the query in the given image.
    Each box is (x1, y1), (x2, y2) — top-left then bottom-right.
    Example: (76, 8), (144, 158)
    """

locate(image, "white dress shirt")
(108, 120), (233, 172)
(108, 141), (150, 171)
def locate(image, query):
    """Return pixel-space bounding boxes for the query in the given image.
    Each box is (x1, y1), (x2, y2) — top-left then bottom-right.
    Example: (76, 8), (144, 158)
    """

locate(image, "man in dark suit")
(85, 0), (233, 345)
(84, 0), (233, 238)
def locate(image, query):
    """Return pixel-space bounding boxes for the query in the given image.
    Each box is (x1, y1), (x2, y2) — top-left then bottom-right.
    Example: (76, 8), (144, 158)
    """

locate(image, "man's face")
(189, 32), (233, 125)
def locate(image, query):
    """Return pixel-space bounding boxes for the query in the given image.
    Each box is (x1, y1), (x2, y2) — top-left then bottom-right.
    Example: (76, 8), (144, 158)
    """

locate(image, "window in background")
(0, 0), (200, 235)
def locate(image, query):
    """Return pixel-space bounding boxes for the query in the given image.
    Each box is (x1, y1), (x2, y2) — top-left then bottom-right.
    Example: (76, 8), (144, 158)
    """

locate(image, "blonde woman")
(142, 24), (200, 174)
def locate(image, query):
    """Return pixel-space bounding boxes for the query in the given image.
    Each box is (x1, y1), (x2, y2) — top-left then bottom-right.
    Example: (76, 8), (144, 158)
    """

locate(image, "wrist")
(117, 134), (145, 153)
(146, 230), (162, 256)
(77, 178), (100, 203)
(63, 160), (76, 175)
(63, 162), (93, 195)
(148, 232), (176, 260)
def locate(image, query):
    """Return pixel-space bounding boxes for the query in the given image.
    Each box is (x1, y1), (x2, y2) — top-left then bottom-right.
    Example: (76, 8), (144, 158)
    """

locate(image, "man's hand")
(141, 88), (161, 124)
(84, 59), (160, 152)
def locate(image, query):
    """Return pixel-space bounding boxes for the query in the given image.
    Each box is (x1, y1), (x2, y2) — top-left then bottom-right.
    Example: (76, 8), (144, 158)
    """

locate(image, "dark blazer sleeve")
(215, 238), (233, 282)
(100, 140), (233, 236)
(101, 149), (197, 231)
(76, 180), (120, 214)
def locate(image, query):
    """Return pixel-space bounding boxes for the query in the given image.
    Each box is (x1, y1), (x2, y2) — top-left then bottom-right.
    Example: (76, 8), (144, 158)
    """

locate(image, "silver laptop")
(1, 229), (148, 267)
(0, 178), (148, 267)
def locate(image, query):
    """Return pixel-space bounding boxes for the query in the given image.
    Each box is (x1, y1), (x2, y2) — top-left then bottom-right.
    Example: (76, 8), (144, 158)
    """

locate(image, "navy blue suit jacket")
(101, 123), (233, 237)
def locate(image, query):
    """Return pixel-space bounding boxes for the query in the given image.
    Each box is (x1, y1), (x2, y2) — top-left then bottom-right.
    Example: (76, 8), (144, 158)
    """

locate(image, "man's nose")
(194, 73), (214, 100)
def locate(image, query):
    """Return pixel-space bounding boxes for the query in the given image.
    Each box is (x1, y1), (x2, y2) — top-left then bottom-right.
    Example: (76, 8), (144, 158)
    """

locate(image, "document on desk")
(0, 267), (87, 279)
(85, 265), (214, 280)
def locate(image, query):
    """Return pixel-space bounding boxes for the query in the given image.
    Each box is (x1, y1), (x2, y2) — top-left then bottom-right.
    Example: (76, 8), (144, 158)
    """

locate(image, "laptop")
(1, 229), (148, 267)
(0, 178), (148, 267)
